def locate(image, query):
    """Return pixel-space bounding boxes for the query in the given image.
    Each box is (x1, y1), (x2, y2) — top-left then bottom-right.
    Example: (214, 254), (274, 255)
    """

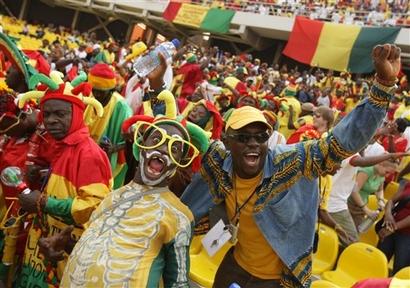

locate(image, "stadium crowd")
(194, 0), (410, 26)
(0, 9), (409, 288)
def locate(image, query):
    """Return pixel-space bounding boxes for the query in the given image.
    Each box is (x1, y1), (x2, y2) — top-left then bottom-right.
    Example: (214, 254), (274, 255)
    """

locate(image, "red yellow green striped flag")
(163, 2), (235, 34)
(283, 16), (401, 73)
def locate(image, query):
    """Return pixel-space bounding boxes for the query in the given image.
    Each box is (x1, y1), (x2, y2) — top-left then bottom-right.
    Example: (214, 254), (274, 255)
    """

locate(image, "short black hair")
(395, 118), (410, 133)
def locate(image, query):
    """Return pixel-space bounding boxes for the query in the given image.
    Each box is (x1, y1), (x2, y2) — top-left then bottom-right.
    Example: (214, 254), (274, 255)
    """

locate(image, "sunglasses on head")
(226, 131), (270, 144)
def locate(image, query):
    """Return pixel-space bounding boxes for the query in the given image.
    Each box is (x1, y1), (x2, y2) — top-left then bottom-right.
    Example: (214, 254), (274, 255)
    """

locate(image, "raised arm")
(300, 44), (401, 179)
(351, 152), (408, 167)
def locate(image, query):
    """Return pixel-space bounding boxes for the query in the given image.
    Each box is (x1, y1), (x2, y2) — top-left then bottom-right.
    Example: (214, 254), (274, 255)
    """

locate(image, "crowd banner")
(283, 16), (401, 73)
(163, 2), (236, 34)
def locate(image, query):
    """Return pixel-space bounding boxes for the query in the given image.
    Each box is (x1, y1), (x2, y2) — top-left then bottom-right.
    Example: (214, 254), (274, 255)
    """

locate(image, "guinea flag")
(163, 2), (235, 34)
(283, 16), (401, 73)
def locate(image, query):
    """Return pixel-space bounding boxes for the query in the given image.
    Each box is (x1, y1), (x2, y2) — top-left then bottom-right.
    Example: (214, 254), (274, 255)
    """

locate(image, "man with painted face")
(182, 44), (402, 287)
(15, 79), (112, 288)
(60, 106), (209, 287)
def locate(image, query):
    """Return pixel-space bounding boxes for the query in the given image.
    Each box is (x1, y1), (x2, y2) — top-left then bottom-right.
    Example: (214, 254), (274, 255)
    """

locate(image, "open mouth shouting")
(140, 150), (174, 185)
(243, 152), (261, 168)
(147, 155), (166, 177)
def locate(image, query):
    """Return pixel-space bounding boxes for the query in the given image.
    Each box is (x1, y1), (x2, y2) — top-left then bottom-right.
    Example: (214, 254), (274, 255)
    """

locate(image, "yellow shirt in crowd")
(226, 173), (284, 279)
(294, 114), (314, 129)
(278, 97), (301, 139)
(345, 98), (359, 114)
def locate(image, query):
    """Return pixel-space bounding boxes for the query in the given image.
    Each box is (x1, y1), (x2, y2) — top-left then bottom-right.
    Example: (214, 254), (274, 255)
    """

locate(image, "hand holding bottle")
(147, 52), (168, 91)
(0, 167), (31, 194)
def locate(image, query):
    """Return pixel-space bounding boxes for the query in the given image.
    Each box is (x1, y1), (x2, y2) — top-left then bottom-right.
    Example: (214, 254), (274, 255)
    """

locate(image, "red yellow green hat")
(88, 63), (116, 90)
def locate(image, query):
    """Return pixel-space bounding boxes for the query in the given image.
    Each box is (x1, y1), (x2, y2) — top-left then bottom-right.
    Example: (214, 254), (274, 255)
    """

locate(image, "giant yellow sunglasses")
(133, 121), (199, 168)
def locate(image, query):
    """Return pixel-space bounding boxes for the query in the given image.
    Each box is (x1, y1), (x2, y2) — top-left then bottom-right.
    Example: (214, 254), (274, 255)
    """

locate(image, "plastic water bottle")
(0, 167), (31, 195)
(133, 38), (180, 77)
(358, 208), (382, 233)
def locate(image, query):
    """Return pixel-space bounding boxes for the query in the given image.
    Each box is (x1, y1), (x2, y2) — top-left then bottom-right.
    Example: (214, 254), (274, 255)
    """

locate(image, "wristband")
(375, 74), (398, 87)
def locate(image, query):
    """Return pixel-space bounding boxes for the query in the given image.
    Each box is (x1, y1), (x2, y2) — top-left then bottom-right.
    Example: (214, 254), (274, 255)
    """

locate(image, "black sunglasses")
(226, 131), (270, 144)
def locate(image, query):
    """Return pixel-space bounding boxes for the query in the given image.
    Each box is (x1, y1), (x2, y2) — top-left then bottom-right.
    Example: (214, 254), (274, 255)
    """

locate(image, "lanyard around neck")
(231, 175), (259, 225)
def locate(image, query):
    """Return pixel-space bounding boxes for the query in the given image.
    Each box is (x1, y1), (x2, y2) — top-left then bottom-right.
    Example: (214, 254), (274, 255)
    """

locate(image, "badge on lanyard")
(202, 219), (232, 257)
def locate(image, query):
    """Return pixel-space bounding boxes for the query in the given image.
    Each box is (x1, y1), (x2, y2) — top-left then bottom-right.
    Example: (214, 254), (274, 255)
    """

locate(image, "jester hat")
(17, 71), (103, 118)
(121, 90), (209, 172)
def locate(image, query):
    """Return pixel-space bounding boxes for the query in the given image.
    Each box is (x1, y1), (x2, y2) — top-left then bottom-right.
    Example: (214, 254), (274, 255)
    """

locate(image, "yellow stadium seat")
(359, 222), (379, 246)
(311, 279), (341, 288)
(367, 195), (379, 210)
(190, 241), (232, 288)
(312, 224), (339, 275)
(384, 182), (399, 201)
(395, 266), (410, 279)
(190, 235), (203, 256)
(322, 242), (388, 287)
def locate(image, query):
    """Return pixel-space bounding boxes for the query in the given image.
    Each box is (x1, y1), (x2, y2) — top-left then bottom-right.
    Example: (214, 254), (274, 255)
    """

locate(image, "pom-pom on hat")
(88, 63), (116, 91)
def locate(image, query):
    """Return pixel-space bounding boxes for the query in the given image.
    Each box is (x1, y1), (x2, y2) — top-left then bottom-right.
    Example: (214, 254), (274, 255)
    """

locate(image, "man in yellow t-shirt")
(225, 173), (284, 281)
